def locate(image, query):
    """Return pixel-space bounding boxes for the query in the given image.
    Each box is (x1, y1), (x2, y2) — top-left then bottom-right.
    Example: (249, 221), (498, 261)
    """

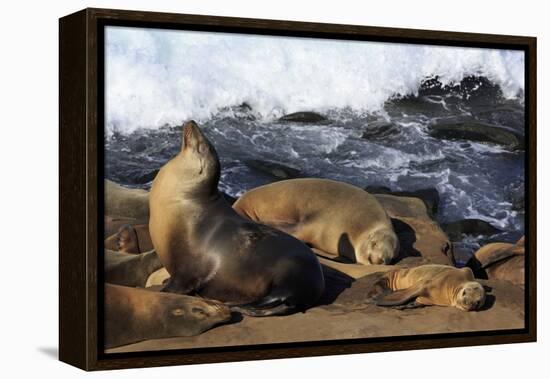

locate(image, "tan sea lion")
(105, 179), (149, 220)
(104, 224), (153, 254)
(104, 284), (231, 348)
(233, 178), (399, 265)
(467, 237), (525, 286)
(149, 121), (325, 316)
(373, 264), (486, 311)
(104, 249), (163, 288)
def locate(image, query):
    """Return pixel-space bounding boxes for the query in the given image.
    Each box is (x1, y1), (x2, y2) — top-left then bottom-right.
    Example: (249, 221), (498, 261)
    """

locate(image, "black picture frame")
(59, 8), (537, 371)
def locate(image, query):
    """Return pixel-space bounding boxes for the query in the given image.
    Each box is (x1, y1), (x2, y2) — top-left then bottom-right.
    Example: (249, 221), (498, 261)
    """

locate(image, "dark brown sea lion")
(104, 224), (153, 254)
(467, 236), (525, 286)
(104, 284), (231, 348)
(149, 121), (325, 316)
(104, 249), (163, 288)
(373, 264), (485, 311)
(233, 178), (399, 265)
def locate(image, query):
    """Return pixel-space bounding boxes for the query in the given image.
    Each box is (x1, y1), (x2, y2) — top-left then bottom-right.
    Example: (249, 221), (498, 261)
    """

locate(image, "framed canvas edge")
(58, 7), (537, 371)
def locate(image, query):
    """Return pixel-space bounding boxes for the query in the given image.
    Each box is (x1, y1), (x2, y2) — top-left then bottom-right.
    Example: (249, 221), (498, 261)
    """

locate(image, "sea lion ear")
(375, 284), (426, 306)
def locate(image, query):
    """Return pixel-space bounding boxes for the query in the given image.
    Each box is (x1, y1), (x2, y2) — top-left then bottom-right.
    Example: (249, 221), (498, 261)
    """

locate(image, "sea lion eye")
(192, 307), (206, 315)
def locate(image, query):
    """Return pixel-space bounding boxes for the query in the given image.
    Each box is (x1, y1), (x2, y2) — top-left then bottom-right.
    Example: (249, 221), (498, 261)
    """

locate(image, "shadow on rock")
(316, 264), (355, 306)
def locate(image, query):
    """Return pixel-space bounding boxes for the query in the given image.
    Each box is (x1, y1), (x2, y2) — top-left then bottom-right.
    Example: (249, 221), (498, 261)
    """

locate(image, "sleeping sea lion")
(373, 264), (486, 311)
(104, 284), (230, 348)
(233, 178), (399, 265)
(149, 121), (325, 316)
(104, 249), (163, 288)
(467, 236), (525, 286)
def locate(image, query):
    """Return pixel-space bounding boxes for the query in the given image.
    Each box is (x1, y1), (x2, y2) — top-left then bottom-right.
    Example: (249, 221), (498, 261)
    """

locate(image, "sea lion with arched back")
(104, 284), (231, 348)
(233, 178), (399, 265)
(467, 236), (525, 286)
(149, 121), (325, 316)
(373, 264), (486, 311)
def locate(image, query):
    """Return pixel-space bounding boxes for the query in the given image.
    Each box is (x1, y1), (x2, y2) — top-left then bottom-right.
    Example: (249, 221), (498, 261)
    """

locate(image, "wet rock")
(364, 185), (392, 194)
(427, 121), (524, 150)
(361, 121), (400, 140)
(505, 181), (525, 212)
(374, 194), (453, 266)
(441, 219), (502, 241)
(384, 96), (452, 118)
(245, 159), (303, 180)
(473, 103), (524, 131)
(278, 111), (327, 123)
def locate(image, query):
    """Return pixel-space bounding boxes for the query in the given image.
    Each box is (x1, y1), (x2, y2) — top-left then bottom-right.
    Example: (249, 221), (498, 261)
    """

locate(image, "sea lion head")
(177, 120), (221, 192)
(168, 297), (231, 333)
(359, 230), (399, 265)
(454, 281), (485, 311)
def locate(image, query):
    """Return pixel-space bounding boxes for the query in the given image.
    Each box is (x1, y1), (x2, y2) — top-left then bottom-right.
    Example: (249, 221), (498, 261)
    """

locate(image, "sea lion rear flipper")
(375, 285), (427, 307)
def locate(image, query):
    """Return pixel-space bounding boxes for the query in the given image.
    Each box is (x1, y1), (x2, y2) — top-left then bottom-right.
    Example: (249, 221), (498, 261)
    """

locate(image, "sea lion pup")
(104, 249), (163, 288)
(467, 237), (525, 286)
(233, 178), (399, 265)
(149, 121), (325, 316)
(104, 224), (153, 254)
(104, 284), (231, 348)
(373, 265), (485, 311)
(105, 179), (149, 220)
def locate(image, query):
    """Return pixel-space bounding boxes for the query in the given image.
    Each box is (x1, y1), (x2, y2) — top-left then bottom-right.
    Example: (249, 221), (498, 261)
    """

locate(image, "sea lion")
(104, 284), (231, 348)
(467, 237), (525, 286)
(149, 121), (325, 316)
(373, 264), (486, 311)
(105, 179), (149, 220)
(104, 249), (163, 288)
(104, 224), (153, 254)
(233, 178), (399, 265)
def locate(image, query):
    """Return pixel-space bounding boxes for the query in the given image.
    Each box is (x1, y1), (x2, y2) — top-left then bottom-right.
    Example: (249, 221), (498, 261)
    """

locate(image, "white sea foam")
(105, 26), (525, 133)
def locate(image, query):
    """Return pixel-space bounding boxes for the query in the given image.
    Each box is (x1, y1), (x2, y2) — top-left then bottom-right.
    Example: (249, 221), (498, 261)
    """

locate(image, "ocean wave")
(105, 26), (524, 134)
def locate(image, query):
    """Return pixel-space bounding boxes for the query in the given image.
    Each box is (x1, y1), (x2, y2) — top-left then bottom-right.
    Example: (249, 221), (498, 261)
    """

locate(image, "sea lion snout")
(456, 282), (486, 311)
(360, 231), (399, 265)
(183, 120), (207, 151)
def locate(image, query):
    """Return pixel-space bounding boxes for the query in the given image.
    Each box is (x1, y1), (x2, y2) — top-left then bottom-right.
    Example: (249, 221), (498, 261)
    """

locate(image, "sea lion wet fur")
(149, 121), (325, 316)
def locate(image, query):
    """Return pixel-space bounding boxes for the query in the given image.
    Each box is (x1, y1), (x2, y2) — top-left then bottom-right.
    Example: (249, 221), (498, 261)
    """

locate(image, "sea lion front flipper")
(375, 284), (427, 307)
(392, 300), (426, 310)
(161, 276), (196, 295)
